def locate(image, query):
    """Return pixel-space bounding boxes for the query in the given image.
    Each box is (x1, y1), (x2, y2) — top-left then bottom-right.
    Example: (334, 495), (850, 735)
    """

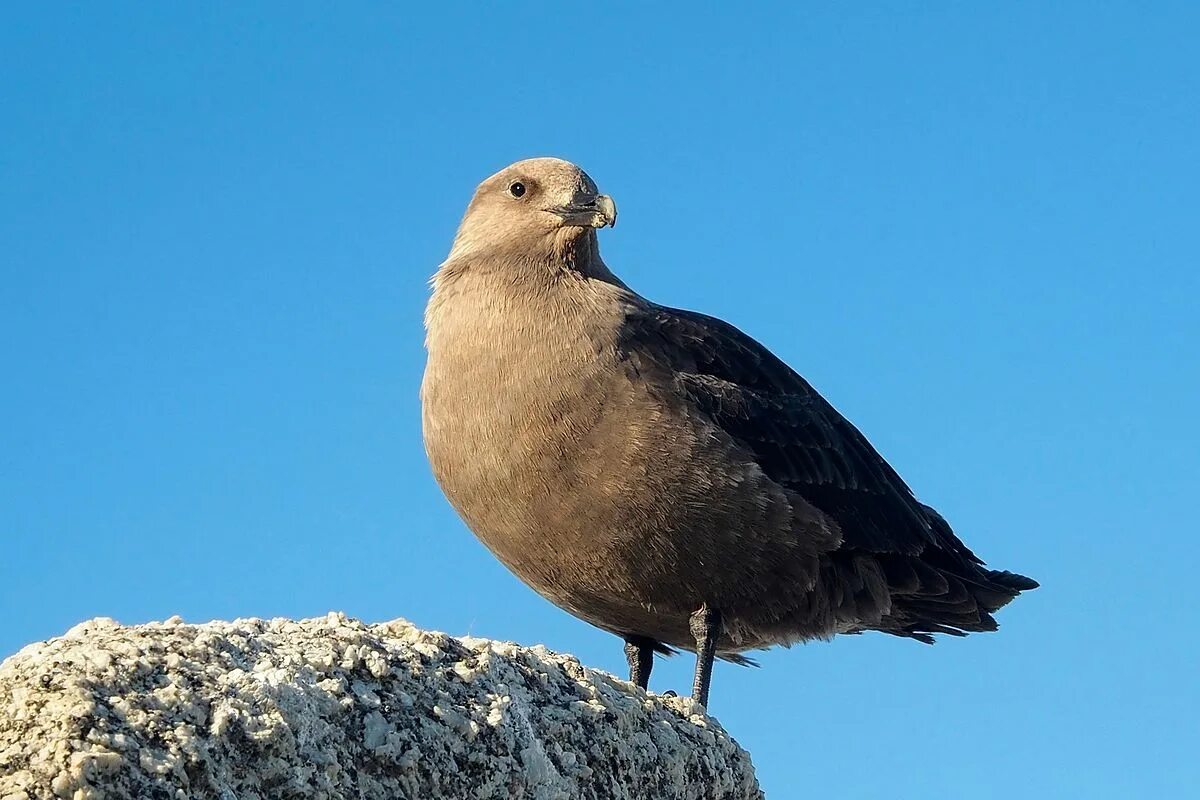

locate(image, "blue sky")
(2, 4), (1197, 797)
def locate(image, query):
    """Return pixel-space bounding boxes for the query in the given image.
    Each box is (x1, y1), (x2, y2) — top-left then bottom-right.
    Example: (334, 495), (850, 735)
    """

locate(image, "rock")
(0, 614), (762, 800)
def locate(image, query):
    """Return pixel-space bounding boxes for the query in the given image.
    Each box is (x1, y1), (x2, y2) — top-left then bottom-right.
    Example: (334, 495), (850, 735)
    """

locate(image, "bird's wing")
(622, 304), (983, 566)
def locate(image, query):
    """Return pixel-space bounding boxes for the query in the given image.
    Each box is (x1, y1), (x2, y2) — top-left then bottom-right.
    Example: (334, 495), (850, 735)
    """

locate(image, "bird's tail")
(883, 508), (1038, 642)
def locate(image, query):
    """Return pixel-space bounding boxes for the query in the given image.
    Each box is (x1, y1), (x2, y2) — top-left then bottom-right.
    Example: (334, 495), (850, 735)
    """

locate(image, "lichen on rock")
(0, 614), (762, 799)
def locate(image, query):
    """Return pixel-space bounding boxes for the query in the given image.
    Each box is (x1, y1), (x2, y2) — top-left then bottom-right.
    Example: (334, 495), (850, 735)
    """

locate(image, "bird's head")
(446, 158), (617, 265)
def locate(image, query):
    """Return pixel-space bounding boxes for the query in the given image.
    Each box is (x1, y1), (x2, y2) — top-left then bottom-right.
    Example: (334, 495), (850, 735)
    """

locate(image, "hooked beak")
(554, 194), (618, 229)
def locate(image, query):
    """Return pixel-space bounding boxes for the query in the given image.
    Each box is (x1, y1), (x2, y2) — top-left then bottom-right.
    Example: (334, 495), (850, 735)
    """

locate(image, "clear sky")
(2, 4), (1197, 798)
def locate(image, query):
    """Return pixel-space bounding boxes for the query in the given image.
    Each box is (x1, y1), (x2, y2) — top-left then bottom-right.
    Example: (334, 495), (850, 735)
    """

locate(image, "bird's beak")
(554, 194), (618, 229)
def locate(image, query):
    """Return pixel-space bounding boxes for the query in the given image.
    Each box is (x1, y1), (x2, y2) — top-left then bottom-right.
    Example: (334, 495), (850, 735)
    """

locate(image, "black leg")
(689, 604), (721, 708)
(623, 636), (655, 689)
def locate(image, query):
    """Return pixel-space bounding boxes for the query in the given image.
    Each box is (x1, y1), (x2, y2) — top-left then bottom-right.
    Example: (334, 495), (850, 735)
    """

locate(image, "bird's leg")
(689, 604), (722, 708)
(623, 636), (655, 689)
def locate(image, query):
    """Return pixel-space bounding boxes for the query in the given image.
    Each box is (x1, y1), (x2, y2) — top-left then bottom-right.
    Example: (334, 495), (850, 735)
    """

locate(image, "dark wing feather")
(624, 304), (983, 570)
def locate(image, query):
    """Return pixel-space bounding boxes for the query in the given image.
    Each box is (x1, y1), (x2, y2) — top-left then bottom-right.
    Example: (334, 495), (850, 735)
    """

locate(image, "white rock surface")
(0, 614), (762, 800)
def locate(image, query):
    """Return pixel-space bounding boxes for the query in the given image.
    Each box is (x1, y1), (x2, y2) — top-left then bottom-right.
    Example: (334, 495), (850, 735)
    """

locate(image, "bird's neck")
(424, 238), (635, 355)
(436, 230), (624, 292)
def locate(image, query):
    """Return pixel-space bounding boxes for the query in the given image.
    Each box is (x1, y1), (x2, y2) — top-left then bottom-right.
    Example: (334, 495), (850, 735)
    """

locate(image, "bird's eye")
(508, 181), (526, 198)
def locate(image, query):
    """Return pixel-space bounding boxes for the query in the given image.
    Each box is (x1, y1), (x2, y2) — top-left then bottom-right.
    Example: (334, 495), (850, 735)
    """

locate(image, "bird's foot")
(689, 604), (722, 708)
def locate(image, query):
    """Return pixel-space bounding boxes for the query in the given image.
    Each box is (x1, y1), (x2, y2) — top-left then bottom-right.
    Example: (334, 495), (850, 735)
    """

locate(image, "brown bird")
(421, 157), (1037, 708)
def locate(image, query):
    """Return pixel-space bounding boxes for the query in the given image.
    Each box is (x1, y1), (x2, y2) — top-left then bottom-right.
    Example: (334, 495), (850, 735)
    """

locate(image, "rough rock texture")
(0, 615), (762, 800)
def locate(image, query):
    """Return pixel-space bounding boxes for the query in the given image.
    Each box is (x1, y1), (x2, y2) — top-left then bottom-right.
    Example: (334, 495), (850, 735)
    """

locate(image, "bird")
(421, 157), (1037, 709)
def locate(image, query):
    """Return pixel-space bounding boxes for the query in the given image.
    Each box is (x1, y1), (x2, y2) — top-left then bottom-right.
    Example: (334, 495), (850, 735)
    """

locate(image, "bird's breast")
(421, 283), (637, 569)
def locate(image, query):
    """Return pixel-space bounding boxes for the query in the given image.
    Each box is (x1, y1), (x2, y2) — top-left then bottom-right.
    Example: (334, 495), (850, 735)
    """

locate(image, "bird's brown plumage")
(421, 157), (1036, 700)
